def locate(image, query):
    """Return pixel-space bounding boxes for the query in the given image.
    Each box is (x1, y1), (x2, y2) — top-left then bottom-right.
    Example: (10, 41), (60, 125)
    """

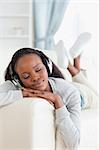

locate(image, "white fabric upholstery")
(78, 108), (98, 150)
(0, 98), (98, 150)
(0, 98), (55, 150)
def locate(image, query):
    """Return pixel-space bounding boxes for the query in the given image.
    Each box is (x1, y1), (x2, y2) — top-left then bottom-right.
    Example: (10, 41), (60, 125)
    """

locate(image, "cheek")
(43, 69), (49, 79)
(19, 78), (31, 87)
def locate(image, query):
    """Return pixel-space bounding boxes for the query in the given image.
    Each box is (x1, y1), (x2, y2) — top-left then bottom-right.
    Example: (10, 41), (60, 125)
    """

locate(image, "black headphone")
(9, 63), (22, 88)
(45, 58), (53, 75)
(35, 49), (53, 75)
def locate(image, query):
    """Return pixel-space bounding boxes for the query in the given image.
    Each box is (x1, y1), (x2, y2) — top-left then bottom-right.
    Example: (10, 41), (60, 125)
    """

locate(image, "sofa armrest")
(0, 98), (55, 150)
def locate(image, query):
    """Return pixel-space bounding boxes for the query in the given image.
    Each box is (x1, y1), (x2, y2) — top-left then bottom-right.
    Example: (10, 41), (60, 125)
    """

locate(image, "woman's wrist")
(54, 94), (64, 109)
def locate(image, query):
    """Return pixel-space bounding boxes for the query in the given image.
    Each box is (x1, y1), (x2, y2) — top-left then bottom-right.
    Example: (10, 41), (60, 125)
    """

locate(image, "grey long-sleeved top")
(0, 78), (81, 150)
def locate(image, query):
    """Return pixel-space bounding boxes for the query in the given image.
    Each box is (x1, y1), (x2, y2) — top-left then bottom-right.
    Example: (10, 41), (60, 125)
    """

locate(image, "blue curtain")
(33, 0), (70, 50)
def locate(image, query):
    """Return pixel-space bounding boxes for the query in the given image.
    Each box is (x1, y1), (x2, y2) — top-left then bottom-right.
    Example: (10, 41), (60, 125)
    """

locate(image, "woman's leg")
(74, 55), (81, 71)
(67, 63), (79, 77)
(69, 56), (88, 84)
(68, 56), (95, 88)
(67, 56), (99, 108)
(67, 56), (99, 99)
(67, 55), (81, 77)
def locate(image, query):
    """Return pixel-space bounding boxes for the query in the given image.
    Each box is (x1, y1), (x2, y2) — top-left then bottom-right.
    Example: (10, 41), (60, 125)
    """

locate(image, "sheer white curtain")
(33, 0), (70, 50)
(54, 0), (98, 92)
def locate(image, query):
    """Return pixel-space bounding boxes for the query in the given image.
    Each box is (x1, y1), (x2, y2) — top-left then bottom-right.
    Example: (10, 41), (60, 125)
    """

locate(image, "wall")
(0, 0), (34, 83)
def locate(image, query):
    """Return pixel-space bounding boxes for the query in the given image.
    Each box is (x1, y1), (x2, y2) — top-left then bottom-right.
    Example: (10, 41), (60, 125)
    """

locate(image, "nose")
(31, 72), (40, 82)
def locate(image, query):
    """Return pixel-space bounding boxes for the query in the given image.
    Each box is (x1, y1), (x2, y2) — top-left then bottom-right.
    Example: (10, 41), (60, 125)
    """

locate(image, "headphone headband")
(47, 58), (53, 75)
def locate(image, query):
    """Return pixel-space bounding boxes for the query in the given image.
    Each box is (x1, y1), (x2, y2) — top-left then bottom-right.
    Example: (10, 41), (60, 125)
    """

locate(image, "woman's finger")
(22, 88), (42, 94)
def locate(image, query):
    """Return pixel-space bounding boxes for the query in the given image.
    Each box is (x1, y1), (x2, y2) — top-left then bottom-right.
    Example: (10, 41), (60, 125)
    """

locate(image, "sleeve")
(55, 87), (81, 150)
(0, 80), (23, 107)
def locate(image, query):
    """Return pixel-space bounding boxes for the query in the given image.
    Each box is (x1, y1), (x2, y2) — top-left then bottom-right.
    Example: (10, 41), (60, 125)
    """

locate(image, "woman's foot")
(69, 32), (92, 59)
(55, 40), (73, 68)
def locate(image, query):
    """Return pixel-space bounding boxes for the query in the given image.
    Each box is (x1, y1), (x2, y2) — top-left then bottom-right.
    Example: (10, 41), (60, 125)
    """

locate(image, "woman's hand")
(21, 88), (64, 109)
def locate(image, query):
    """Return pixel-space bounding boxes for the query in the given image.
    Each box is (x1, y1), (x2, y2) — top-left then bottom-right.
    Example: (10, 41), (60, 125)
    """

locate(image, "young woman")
(0, 47), (81, 149)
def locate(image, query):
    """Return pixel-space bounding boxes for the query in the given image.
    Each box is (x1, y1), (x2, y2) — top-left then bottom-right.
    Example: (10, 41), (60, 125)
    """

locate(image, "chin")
(30, 85), (46, 91)
(37, 86), (46, 91)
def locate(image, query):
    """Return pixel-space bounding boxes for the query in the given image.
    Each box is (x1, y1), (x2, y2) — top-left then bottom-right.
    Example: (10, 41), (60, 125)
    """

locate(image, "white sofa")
(0, 98), (98, 150)
(0, 50), (98, 150)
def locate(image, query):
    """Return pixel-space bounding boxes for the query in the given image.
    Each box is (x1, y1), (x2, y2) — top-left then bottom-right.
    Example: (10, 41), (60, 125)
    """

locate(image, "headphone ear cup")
(9, 64), (18, 80)
(47, 59), (53, 75)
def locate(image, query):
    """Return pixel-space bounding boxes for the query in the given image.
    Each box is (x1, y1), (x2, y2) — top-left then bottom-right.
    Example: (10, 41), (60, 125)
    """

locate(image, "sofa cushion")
(0, 98), (55, 150)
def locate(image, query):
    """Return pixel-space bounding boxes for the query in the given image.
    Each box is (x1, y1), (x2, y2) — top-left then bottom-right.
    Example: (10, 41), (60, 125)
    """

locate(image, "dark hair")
(5, 48), (65, 84)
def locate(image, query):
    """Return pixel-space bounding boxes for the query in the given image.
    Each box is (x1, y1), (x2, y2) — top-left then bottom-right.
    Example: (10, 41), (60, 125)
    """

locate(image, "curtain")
(33, 0), (70, 50)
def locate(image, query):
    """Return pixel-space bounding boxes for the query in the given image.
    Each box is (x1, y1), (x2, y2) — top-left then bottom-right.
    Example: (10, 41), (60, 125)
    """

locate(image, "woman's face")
(15, 53), (50, 91)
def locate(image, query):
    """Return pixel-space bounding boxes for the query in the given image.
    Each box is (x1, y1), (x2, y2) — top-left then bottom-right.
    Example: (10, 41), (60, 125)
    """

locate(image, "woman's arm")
(21, 86), (81, 149)
(0, 80), (23, 107)
(55, 88), (81, 150)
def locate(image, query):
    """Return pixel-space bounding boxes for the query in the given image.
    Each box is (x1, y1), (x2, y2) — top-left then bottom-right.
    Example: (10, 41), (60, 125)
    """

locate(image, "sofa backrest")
(42, 50), (72, 81)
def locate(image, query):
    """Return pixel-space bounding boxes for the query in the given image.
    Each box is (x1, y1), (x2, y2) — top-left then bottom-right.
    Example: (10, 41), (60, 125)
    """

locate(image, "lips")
(32, 80), (44, 88)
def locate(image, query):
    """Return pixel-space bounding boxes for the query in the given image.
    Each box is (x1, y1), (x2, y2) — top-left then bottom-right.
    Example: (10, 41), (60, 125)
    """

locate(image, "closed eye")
(23, 74), (30, 79)
(35, 67), (44, 72)
(35, 68), (42, 72)
(24, 76), (30, 79)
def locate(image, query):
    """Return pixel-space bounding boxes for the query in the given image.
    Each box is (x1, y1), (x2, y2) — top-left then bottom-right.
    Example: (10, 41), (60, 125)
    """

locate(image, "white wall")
(0, 0), (33, 83)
